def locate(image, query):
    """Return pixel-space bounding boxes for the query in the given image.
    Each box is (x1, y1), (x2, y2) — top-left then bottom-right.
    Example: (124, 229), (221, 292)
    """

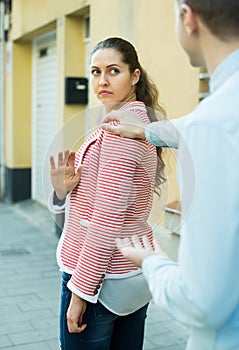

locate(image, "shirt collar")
(209, 48), (239, 93)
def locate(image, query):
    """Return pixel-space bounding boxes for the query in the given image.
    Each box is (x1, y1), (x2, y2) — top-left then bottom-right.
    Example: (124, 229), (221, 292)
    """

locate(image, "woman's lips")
(99, 90), (113, 96)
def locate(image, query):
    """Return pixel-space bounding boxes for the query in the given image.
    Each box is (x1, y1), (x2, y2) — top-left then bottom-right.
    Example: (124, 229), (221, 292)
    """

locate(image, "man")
(101, 1), (239, 349)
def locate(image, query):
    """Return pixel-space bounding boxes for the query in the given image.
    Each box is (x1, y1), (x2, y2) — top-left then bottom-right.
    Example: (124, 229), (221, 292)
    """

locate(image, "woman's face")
(90, 48), (139, 111)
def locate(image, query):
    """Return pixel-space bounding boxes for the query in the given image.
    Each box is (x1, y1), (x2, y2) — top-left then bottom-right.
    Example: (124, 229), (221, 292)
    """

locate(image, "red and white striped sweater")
(55, 101), (157, 303)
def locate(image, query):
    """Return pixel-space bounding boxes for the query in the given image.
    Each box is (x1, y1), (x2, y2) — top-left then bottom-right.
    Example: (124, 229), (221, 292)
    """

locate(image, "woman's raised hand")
(50, 150), (83, 200)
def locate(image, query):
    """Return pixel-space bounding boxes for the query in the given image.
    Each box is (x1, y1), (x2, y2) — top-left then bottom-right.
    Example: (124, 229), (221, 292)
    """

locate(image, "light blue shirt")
(143, 48), (239, 350)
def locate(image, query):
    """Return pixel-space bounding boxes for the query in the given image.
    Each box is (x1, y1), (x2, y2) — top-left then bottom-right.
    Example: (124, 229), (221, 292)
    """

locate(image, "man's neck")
(201, 32), (239, 75)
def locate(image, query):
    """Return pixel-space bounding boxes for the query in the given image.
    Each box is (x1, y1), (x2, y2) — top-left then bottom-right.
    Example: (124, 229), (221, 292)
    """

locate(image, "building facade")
(1, 0), (207, 226)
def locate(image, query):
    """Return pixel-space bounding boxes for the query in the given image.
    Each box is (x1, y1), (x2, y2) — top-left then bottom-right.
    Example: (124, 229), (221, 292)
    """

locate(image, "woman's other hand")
(50, 150), (83, 200)
(67, 293), (87, 333)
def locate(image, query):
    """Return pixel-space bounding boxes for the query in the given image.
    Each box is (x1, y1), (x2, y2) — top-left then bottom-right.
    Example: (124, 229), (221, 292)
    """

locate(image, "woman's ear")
(132, 69), (140, 85)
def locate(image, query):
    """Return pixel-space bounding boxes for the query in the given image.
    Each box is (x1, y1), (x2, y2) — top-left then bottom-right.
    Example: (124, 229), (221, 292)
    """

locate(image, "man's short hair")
(177, 0), (239, 39)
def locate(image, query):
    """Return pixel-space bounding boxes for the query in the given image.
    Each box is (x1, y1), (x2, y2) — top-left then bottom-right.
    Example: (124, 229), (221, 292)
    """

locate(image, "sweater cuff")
(67, 280), (99, 304)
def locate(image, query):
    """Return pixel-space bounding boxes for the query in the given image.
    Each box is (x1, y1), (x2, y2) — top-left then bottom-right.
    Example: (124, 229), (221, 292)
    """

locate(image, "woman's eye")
(110, 68), (120, 75)
(91, 69), (100, 76)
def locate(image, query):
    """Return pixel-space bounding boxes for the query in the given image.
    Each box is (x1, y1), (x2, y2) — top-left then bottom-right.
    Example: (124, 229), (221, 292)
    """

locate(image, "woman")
(49, 37), (165, 350)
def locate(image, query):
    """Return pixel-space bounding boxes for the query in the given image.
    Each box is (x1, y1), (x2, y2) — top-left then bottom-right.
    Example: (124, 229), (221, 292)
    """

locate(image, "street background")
(0, 201), (189, 349)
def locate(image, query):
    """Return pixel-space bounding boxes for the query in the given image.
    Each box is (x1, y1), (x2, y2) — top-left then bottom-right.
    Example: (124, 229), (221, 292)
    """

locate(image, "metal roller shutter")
(32, 31), (57, 204)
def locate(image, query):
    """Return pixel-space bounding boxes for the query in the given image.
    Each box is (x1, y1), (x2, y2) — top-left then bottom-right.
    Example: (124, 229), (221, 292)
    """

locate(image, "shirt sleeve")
(67, 132), (148, 302)
(143, 123), (239, 328)
(145, 117), (189, 149)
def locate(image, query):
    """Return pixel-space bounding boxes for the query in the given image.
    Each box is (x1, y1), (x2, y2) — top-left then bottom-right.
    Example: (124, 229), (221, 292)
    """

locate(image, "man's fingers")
(101, 110), (121, 124)
(131, 235), (142, 248)
(153, 238), (167, 255)
(101, 123), (123, 135)
(142, 235), (153, 250)
(115, 237), (131, 249)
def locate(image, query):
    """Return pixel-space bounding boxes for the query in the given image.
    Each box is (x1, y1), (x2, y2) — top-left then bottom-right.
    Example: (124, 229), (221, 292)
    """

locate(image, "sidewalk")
(0, 201), (189, 350)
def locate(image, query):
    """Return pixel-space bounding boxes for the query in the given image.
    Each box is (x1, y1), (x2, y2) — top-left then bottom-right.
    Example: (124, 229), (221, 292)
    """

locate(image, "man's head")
(176, 0), (239, 40)
(174, 0), (239, 71)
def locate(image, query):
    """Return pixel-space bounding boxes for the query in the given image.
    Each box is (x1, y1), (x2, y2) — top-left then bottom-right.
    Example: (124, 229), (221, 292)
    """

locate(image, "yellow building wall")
(7, 1), (90, 168)
(5, 41), (32, 168)
(11, 0), (89, 40)
(135, 0), (199, 223)
(5, 0), (199, 207)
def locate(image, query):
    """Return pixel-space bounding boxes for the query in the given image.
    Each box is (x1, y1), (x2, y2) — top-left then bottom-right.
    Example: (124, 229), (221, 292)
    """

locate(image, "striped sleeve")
(68, 132), (147, 302)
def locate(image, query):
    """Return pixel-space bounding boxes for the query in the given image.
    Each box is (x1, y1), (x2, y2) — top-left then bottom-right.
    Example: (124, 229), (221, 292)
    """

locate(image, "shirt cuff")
(48, 190), (68, 214)
(53, 191), (66, 206)
(142, 254), (175, 277)
(145, 120), (180, 148)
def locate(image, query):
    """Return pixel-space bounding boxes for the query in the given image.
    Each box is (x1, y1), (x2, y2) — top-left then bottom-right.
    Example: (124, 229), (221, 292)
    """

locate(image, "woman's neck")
(104, 92), (137, 113)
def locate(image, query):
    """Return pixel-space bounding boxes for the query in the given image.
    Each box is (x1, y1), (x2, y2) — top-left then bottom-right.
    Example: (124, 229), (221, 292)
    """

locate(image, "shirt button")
(93, 289), (98, 295)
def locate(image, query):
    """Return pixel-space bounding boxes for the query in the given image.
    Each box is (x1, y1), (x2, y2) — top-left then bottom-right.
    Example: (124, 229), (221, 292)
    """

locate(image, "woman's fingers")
(49, 155), (56, 170)
(50, 150), (73, 168)
(58, 152), (64, 167)
(67, 151), (75, 167)
(63, 149), (70, 165)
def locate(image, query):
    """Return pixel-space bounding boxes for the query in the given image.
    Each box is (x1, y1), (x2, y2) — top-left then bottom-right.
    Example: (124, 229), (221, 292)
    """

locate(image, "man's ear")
(181, 4), (199, 35)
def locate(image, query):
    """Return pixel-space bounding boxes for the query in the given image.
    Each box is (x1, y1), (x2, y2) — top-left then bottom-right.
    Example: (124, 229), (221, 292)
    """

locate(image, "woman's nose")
(99, 73), (108, 86)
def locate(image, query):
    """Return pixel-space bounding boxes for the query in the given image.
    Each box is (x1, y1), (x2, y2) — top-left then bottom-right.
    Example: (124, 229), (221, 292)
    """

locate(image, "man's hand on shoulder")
(101, 110), (146, 139)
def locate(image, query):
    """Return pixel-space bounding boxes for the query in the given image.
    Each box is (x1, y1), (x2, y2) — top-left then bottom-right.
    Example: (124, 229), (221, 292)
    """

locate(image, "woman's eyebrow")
(106, 64), (121, 68)
(91, 64), (122, 69)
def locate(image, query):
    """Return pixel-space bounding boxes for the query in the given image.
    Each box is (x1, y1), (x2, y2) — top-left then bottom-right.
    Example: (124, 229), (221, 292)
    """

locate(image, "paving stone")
(0, 304), (21, 318)
(3, 342), (51, 350)
(0, 335), (12, 348)
(46, 338), (60, 349)
(147, 331), (187, 348)
(0, 321), (34, 336)
(145, 322), (169, 337)
(18, 297), (59, 313)
(30, 317), (58, 330)
(9, 327), (57, 346)
(1, 309), (55, 324)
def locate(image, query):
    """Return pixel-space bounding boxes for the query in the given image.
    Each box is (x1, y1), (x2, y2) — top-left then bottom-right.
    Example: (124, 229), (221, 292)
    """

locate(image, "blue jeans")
(60, 272), (148, 350)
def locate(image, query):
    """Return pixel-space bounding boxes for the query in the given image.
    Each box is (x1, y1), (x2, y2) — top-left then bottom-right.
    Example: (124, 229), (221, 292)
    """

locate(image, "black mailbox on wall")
(65, 77), (88, 105)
